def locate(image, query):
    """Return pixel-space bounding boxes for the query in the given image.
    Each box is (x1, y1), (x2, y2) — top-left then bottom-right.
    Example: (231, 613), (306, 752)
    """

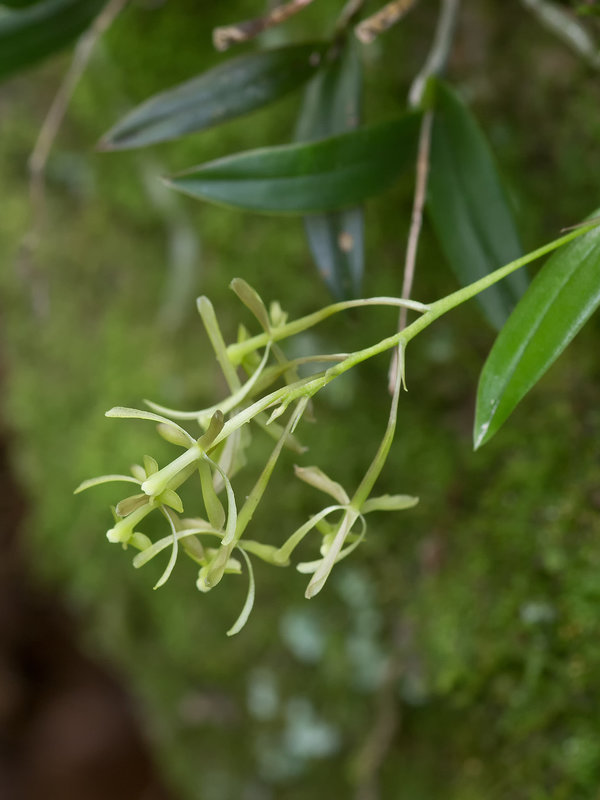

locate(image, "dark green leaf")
(474, 221), (600, 448)
(1, 0), (45, 8)
(165, 113), (421, 214)
(295, 39), (361, 141)
(428, 79), (528, 330)
(0, 0), (106, 80)
(296, 37), (364, 298)
(303, 210), (364, 297)
(100, 43), (326, 151)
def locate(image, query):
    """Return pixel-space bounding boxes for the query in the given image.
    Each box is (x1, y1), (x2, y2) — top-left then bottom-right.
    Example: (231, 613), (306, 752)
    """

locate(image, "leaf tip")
(95, 135), (113, 152)
(473, 420), (491, 450)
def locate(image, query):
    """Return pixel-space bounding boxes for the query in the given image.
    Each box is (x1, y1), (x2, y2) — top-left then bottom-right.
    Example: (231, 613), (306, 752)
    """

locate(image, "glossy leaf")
(474, 222), (600, 448)
(0, 0), (106, 80)
(165, 113), (421, 214)
(100, 43), (326, 150)
(428, 79), (528, 330)
(295, 37), (364, 298)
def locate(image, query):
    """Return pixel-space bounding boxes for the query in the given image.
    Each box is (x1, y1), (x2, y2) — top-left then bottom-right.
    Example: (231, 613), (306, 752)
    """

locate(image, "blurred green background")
(2, 1), (600, 798)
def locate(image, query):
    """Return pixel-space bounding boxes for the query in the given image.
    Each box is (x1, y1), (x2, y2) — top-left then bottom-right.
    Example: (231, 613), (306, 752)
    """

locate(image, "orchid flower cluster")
(76, 279), (423, 634)
(76, 220), (597, 634)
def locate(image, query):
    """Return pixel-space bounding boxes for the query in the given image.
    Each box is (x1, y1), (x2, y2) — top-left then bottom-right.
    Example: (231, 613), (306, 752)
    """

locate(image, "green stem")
(402, 224), (597, 343)
(335, 227), (597, 529)
(235, 410), (298, 540)
(214, 223), (596, 449)
(351, 345), (403, 509)
(213, 374), (322, 447)
(226, 296), (429, 365)
(141, 444), (202, 497)
(325, 223), (599, 376)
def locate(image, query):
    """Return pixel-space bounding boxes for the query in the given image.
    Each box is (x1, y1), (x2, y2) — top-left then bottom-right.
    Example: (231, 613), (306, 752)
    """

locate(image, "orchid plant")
(76, 219), (600, 634)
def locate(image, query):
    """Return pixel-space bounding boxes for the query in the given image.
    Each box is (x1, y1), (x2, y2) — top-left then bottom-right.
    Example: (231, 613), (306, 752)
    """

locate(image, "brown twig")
(561, 214), (600, 231)
(388, 110), (433, 392)
(355, 0), (419, 44)
(409, 0), (460, 107)
(28, 0), (128, 214)
(387, 0), (460, 390)
(399, 110), (433, 331)
(213, 0), (317, 52)
(18, 0), (127, 318)
(353, 636), (405, 800)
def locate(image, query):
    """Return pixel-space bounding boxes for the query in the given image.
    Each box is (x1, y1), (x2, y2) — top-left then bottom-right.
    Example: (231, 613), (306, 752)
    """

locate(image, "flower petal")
(226, 549), (255, 636)
(294, 465), (350, 504)
(74, 474), (140, 494)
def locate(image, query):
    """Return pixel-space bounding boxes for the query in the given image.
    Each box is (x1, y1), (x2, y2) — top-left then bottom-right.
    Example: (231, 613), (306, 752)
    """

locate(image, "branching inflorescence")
(76, 280), (424, 635)
(76, 222), (597, 634)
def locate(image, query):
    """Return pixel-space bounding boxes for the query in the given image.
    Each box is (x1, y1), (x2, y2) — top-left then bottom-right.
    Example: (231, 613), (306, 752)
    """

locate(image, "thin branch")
(409, 0), (460, 107)
(353, 648), (404, 800)
(561, 214), (600, 231)
(399, 110), (433, 331)
(213, 0), (317, 51)
(521, 0), (600, 68)
(389, 0), (460, 390)
(28, 0), (128, 211)
(387, 114), (432, 392)
(17, 0), (127, 318)
(355, 0), (419, 44)
(336, 0), (368, 32)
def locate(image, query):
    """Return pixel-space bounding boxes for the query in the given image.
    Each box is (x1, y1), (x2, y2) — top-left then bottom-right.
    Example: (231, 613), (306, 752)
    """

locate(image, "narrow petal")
(227, 549), (255, 636)
(74, 474), (140, 494)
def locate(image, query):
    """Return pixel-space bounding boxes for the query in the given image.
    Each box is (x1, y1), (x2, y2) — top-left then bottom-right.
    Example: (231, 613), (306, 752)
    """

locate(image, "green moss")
(2, 2), (600, 798)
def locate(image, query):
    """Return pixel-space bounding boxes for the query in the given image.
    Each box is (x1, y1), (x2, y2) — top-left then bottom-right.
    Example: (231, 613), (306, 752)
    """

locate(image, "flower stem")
(329, 222), (599, 376)
(226, 296), (429, 365)
(213, 224), (596, 451)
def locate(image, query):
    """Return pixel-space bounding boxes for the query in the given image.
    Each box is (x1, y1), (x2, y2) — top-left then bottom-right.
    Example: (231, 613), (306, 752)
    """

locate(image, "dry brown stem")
(29, 0), (128, 213)
(19, 0), (127, 317)
(355, 0), (419, 44)
(388, 110), (433, 392)
(213, 0), (317, 51)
